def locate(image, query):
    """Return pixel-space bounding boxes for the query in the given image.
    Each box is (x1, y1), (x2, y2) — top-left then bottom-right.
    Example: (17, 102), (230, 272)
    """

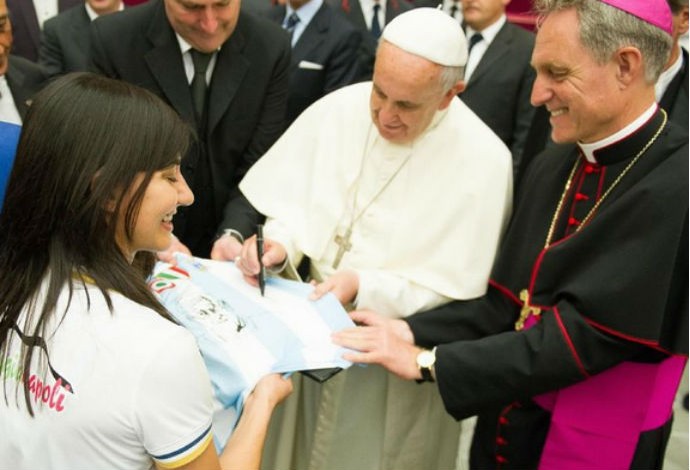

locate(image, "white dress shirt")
(175, 34), (218, 86)
(464, 14), (506, 82)
(32, 0), (59, 28)
(360, 0), (387, 33)
(285, 0), (323, 47)
(0, 76), (22, 125)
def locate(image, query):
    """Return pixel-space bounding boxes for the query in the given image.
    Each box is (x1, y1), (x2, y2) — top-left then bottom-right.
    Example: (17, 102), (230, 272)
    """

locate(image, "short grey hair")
(535, 0), (673, 83)
(439, 65), (464, 91)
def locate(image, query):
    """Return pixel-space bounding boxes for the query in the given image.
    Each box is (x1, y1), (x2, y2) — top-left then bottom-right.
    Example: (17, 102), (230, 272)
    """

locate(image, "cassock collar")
(577, 104), (663, 166)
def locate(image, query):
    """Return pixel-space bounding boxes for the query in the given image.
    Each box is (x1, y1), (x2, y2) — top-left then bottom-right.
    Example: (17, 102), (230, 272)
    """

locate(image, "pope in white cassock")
(234, 8), (513, 470)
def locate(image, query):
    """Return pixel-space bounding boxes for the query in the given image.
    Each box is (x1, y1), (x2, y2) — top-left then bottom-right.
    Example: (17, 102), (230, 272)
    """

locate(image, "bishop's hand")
(331, 310), (421, 380)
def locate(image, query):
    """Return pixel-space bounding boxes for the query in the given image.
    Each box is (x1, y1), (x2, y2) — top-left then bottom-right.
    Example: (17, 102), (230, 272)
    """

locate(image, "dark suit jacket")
(90, 0), (291, 256)
(325, 0), (412, 80)
(7, 0), (82, 62)
(660, 47), (688, 131)
(460, 20), (535, 177)
(266, 3), (361, 124)
(38, 4), (92, 76)
(6, 54), (48, 120)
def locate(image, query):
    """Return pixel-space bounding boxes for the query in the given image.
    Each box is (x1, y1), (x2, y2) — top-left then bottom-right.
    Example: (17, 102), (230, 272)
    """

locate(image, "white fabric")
(245, 82), (511, 470)
(32, 0), (58, 28)
(0, 76), (22, 125)
(0, 279), (215, 470)
(655, 46), (683, 101)
(241, 81), (512, 317)
(84, 2), (125, 21)
(382, 7), (468, 66)
(579, 103), (658, 163)
(175, 34), (218, 85)
(285, 0), (323, 46)
(361, 0), (387, 34)
(464, 14), (506, 81)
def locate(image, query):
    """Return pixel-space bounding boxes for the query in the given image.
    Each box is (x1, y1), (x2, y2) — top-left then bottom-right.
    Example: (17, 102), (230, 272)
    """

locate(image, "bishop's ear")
(614, 46), (644, 88)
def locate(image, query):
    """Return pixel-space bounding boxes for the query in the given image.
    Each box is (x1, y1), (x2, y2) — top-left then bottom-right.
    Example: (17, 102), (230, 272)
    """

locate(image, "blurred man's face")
(0, 0), (11, 76)
(461, 0), (510, 31)
(370, 42), (459, 145)
(86, 0), (122, 16)
(164, 0), (240, 53)
(530, 8), (624, 143)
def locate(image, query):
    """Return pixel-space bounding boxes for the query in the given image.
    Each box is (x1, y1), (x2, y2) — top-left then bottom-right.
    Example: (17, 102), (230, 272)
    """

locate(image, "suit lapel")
(384, 0), (399, 23)
(71, 6), (92, 59)
(348, 0), (367, 30)
(292, 4), (329, 62)
(466, 22), (511, 87)
(144, 2), (196, 123)
(19, 1), (41, 49)
(6, 61), (30, 119)
(207, 20), (249, 133)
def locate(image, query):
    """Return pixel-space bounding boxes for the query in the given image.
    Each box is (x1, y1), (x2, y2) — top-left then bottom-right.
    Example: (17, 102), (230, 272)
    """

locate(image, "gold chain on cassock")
(515, 110), (668, 331)
(332, 126), (414, 269)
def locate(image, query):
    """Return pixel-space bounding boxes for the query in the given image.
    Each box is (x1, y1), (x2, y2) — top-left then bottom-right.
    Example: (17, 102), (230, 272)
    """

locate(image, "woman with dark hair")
(0, 72), (292, 470)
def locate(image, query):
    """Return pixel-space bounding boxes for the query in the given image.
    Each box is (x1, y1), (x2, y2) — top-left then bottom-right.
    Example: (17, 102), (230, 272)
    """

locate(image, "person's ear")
(614, 46), (644, 88)
(439, 80), (466, 110)
(91, 171), (118, 213)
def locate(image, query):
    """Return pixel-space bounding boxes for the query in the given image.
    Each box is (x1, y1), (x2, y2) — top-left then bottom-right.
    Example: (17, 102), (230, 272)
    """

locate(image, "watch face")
(417, 350), (435, 368)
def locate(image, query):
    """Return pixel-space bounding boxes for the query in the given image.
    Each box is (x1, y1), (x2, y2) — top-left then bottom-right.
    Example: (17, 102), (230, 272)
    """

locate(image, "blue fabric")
(0, 121), (21, 210)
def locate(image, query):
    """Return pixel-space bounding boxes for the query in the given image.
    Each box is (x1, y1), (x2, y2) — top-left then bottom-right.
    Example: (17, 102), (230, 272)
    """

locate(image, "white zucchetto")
(381, 7), (468, 67)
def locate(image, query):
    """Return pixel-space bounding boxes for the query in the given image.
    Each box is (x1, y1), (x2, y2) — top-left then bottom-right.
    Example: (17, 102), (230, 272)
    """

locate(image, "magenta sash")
(524, 316), (687, 469)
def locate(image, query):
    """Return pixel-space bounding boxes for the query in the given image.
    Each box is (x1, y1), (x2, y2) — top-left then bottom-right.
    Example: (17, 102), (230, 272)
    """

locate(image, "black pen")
(256, 224), (266, 296)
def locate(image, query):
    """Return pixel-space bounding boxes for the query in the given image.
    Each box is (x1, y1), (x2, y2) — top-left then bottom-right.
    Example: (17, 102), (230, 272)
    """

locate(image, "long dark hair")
(0, 73), (192, 413)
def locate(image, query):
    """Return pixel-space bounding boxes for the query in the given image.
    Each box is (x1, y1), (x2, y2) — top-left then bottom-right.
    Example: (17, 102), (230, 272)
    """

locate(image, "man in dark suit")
(0, 0), (48, 125)
(90, 0), (291, 258)
(459, 0), (535, 178)
(266, 0), (361, 124)
(6, 0), (81, 62)
(326, 0), (411, 80)
(38, 0), (123, 77)
(659, 0), (688, 128)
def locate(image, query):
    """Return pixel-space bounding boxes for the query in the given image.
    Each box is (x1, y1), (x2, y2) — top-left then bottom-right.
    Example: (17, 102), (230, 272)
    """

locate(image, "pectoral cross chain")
(332, 227), (353, 269)
(515, 289), (541, 331)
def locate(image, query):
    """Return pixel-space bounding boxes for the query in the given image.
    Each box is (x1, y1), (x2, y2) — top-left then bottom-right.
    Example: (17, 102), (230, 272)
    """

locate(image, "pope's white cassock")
(240, 81), (512, 470)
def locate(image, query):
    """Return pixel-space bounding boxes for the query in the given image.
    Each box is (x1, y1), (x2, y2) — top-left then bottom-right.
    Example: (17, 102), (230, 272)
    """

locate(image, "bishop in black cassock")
(333, 0), (688, 468)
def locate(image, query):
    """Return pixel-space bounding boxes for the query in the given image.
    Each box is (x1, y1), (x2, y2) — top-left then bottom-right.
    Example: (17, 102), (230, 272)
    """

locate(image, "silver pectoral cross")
(332, 227), (353, 269)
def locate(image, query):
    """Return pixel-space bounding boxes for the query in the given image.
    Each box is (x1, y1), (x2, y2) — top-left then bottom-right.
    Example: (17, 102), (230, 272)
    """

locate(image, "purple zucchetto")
(599, 0), (673, 36)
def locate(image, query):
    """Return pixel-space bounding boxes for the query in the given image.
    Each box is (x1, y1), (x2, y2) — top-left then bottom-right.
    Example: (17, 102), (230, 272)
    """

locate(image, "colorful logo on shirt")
(1, 325), (75, 413)
(149, 264), (190, 294)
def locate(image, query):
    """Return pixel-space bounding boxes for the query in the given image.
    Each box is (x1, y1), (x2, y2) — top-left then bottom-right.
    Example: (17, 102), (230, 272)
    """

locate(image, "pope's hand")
(234, 236), (287, 286)
(331, 310), (422, 380)
(310, 269), (359, 305)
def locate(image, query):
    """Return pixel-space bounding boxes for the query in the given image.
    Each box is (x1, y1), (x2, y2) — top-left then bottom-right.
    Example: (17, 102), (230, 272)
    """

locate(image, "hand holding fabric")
(210, 232), (244, 262)
(331, 310), (422, 381)
(157, 235), (192, 264)
(309, 269), (360, 305)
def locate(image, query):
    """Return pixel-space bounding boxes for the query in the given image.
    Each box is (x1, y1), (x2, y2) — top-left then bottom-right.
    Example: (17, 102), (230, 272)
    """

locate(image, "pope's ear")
(439, 80), (465, 110)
